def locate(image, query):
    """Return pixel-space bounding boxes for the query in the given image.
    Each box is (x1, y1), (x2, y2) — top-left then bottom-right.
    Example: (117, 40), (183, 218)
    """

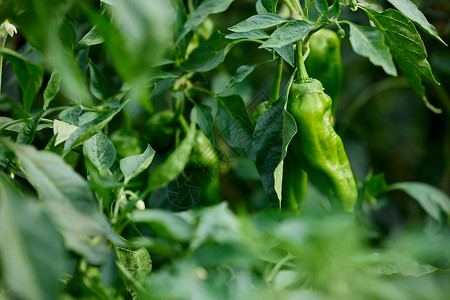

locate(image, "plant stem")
(269, 56), (284, 104)
(0, 35), (7, 95)
(295, 41), (308, 80)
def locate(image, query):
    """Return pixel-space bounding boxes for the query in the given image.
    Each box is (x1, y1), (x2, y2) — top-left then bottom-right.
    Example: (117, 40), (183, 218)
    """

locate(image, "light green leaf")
(225, 30), (269, 40)
(146, 113), (197, 191)
(3, 141), (114, 263)
(362, 7), (441, 113)
(83, 132), (116, 175)
(182, 32), (237, 72)
(177, 0), (234, 44)
(43, 70), (61, 110)
(53, 120), (79, 146)
(117, 247), (152, 285)
(386, 0), (447, 45)
(389, 182), (450, 223)
(228, 13), (286, 33)
(64, 100), (128, 154)
(347, 22), (397, 76)
(0, 48), (44, 115)
(77, 26), (104, 49)
(131, 209), (193, 242)
(120, 144), (156, 185)
(0, 175), (68, 300)
(59, 105), (82, 126)
(260, 20), (314, 49)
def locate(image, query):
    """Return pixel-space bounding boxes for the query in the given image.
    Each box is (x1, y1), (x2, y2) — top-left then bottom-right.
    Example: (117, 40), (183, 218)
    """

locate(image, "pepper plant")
(0, 0), (449, 299)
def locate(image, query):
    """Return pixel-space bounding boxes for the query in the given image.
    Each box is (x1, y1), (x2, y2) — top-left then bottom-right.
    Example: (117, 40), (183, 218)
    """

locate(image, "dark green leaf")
(274, 44), (295, 67)
(228, 13), (286, 33)
(390, 182), (450, 223)
(120, 144), (156, 185)
(0, 48), (44, 115)
(260, 20), (314, 49)
(88, 60), (108, 100)
(83, 132), (116, 175)
(215, 95), (254, 159)
(192, 104), (214, 143)
(177, 0), (233, 44)
(217, 62), (269, 96)
(364, 173), (389, 198)
(182, 32), (237, 72)
(17, 110), (46, 144)
(58, 17), (77, 50)
(361, 7), (441, 113)
(43, 70), (61, 110)
(315, 0), (329, 20)
(253, 72), (296, 207)
(131, 209), (194, 242)
(386, 0), (447, 45)
(146, 114), (197, 191)
(0, 175), (68, 300)
(261, 0), (279, 13)
(347, 22), (397, 76)
(116, 247), (152, 285)
(64, 100), (128, 154)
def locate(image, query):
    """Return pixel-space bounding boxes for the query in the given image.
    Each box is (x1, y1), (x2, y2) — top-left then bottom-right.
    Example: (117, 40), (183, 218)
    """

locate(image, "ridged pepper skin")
(304, 29), (343, 114)
(286, 78), (357, 212)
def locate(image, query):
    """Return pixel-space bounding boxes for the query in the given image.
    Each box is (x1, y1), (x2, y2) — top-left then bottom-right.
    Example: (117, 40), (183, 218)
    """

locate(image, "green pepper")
(304, 29), (343, 114)
(283, 43), (357, 212)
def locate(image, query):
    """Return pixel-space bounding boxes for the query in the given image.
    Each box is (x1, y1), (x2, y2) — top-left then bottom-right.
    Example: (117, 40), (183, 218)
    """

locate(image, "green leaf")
(182, 32), (237, 72)
(58, 17), (77, 50)
(386, 0), (447, 45)
(3, 141), (114, 263)
(217, 62), (269, 96)
(131, 209), (194, 242)
(146, 114), (197, 191)
(83, 132), (116, 175)
(361, 7), (441, 113)
(364, 173), (389, 198)
(228, 13), (286, 33)
(0, 48), (44, 115)
(120, 144), (156, 185)
(261, 0), (279, 13)
(59, 105), (82, 126)
(253, 72), (296, 207)
(177, 0), (234, 44)
(54, 120), (78, 146)
(17, 110), (46, 144)
(77, 26), (104, 49)
(43, 70), (61, 110)
(225, 30), (269, 40)
(347, 22), (397, 76)
(116, 247), (152, 284)
(260, 20), (314, 49)
(389, 182), (450, 223)
(315, 0), (329, 20)
(215, 95), (254, 159)
(64, 100), (128, 154)
(88, 60), (108, 100)
(274, 44), (295, 67)
(0, 175), (68, 300)
(192, 104), (214, 143)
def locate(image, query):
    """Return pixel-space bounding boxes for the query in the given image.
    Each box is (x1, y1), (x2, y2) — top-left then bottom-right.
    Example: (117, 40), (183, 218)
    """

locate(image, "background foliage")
(0, 0), (449, 299)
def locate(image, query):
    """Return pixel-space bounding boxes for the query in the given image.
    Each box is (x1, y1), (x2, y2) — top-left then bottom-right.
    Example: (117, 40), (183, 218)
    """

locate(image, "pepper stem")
(269, 56), (283, 104)
(295, 40), (309, 80)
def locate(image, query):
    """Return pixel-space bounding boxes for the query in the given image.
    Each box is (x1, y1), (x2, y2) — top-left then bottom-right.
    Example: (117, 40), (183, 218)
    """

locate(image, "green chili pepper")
(283, 41), (357, 212)
(305, 29), (343, 114)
